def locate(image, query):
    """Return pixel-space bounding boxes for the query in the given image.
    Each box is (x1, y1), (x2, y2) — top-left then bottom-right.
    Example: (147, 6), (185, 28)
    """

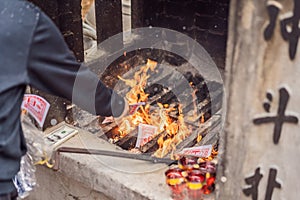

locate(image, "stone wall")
(132, 0), (229, 69)
(29, 0), (84, 62)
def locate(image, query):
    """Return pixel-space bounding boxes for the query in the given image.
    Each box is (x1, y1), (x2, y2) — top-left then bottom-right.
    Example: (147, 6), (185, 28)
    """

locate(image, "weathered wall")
(218, 0), (300, 199)
(28, 0), (84, 62)
(132, 0), (229, 69)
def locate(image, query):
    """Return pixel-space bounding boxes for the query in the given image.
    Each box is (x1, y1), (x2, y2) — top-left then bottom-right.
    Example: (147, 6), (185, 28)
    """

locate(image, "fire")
(191, 82), (198, 119)
(186, 82), (202, 125)
(197, 133), (202, 143)
(198, 147), (218, 162)
(154, 105), (192, 158)
(118, 119), (134, 137)
(117, 59), (155, 104)
(200, 114), (205, 123)
(117, 59), (157, 136)
(117, 59), (194, 158)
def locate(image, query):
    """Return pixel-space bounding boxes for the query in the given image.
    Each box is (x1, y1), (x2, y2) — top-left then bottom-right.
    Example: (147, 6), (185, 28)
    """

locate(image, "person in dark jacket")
(0, 1), (128, 199)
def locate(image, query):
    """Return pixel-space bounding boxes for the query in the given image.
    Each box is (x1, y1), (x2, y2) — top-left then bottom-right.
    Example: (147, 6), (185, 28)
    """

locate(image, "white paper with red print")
(136, 123), (157, 148)
(177, 145), (213, 158)
(21, 94), (50, 127)
(129, 102), (146, 115)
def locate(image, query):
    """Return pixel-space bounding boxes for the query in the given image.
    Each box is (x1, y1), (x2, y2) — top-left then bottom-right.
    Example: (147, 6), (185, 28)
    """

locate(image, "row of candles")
(165, 156), (216, 200)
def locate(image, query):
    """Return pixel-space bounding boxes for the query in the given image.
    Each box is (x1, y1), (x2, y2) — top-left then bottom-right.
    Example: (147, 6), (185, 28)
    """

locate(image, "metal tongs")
(52, 147), (177, 170)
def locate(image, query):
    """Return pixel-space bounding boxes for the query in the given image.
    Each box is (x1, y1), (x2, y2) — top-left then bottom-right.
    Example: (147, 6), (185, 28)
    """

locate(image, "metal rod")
(53, 147), (177, 170)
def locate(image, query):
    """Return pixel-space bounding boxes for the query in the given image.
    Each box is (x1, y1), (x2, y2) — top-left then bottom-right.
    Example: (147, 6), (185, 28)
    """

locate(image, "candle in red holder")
(202, 176), (216, 195)
(199, 161), (216, 194)
(178, 156), (199, 171)
(165, 167), (186, 200)
(199, 161), (216, 173)
(186, 170), (205, 200)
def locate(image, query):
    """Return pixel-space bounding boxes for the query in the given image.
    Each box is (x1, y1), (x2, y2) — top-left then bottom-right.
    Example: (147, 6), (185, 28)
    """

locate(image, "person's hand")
(114, 98), (129, 125)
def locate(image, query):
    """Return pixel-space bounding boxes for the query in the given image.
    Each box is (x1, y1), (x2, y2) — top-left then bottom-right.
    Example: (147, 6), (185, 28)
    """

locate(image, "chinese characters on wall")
(219, 0), (300, 199)
(243, 168), (281, 200)
(242, 1), (300, 198)
(264, 0), (300, 60)
(253, 87), (298, 144)
(243, 86), (298, 199)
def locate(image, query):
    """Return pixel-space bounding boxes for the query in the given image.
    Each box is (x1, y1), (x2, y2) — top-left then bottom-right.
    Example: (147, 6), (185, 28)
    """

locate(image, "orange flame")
(154, 105), (192, 158)
(117, 59), (194, 158)
(117, 60), (158, 136)
(197, 133), (202, 143)
(201, 114), (205, 123)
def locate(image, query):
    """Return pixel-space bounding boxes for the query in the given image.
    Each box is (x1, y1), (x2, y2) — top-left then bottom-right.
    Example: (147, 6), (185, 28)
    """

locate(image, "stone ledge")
(39, 124), (172, 200)
(27, 166), (112, 200)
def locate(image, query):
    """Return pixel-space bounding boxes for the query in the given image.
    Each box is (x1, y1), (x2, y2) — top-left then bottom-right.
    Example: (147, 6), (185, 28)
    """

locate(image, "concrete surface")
(27, 166), (111, 200)
(27, 124), (173, 200)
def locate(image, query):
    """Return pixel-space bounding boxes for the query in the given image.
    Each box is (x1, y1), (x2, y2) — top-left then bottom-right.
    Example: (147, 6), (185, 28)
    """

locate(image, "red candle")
(186, 172), (205, 200)
(178, 156), (199, 171)
(165, 168), (186, 200)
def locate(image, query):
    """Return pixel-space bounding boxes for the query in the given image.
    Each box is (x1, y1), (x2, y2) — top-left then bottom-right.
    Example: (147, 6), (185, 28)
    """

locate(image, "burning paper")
(177, 145), (213, 158)
(117, 59), (195, 157)
(129, 102), (146, 115)
(136, 123), (158, 148)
